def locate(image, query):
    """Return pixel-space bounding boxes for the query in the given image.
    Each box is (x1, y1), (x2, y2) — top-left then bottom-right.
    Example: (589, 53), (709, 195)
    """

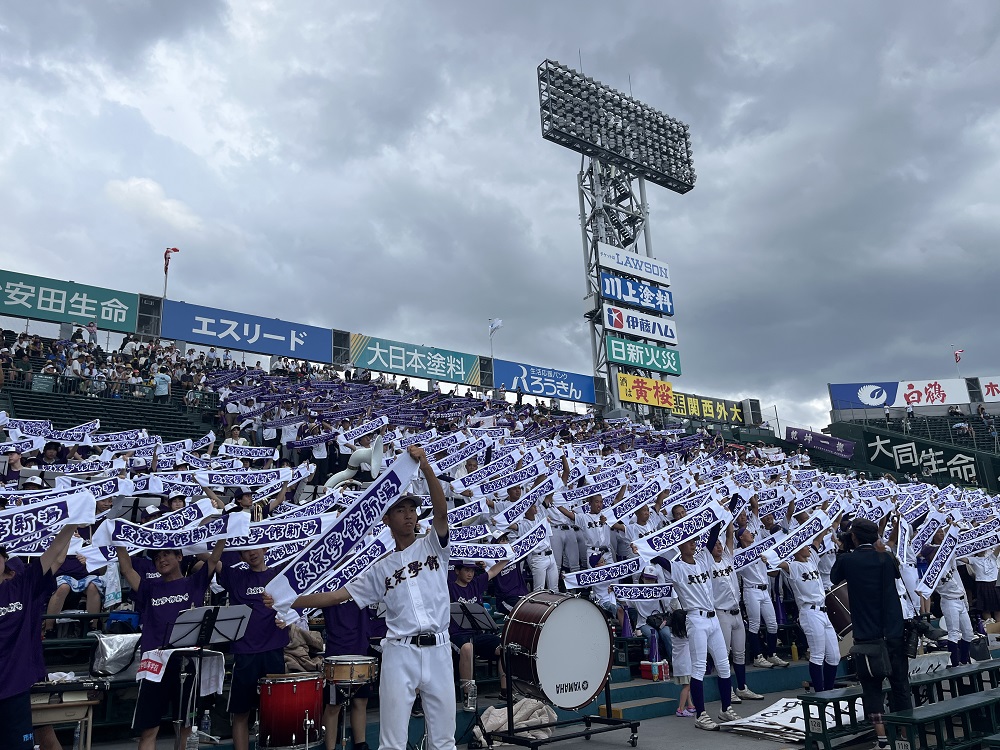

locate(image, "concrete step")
(599, 696), (679, 721)
(610, 665), (632, 683)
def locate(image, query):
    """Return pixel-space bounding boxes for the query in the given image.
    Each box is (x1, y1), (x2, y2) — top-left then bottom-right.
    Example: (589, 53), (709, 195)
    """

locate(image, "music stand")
(449, 602), (500, 745)
(165, 605), (252, 750)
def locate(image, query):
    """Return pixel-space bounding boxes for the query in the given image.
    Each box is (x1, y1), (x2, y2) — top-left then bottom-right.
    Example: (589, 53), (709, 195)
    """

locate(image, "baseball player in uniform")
(775, 546), (840, 691)
(736, 526), (788, 668)
(652, 523), (740, 731)
(280, 446), (455, 750)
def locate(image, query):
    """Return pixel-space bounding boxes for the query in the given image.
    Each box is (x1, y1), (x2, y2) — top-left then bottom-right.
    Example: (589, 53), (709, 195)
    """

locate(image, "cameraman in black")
(830, 519), (911, 750)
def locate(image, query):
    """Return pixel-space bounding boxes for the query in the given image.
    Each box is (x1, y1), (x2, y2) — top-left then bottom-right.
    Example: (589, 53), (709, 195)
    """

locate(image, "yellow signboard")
(616, 373), (674, 409)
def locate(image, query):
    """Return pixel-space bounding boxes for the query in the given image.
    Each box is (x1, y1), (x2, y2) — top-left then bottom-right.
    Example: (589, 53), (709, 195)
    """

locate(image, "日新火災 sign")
(605, 335), (681, 376)
(0, 269), (139, 333)
(350, 334), (480, 386)
(493, 359), (596, 403)
(161, 299), (333, 362)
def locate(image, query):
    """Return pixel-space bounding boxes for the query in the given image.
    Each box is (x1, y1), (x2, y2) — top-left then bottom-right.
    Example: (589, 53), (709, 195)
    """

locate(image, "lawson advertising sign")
(596, 242), (670, 287)
(494, 360), (596, 404)
(603, 303), (678, 346)
(829, 379), (969, 410)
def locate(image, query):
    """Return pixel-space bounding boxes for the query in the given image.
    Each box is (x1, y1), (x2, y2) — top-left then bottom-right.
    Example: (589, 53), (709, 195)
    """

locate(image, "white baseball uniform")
(786, 558), (839, 667)
(347, 530), (455, 750)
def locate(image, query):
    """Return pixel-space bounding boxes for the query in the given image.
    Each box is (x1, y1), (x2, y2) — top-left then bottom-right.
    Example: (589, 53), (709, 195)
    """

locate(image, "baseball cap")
(233, 488), (247, 499)
(385, 494), (421, 512)
(168, 491), (187, 501)
(23, 476), (44, 487)
(640, 565), (658, 581)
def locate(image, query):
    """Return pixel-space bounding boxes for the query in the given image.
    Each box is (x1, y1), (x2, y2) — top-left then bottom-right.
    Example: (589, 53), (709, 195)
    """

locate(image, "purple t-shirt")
(57, 554), (88, 580)
(322, 600), (369, 656)
(130, 555), (162, 582)
(217, 565), (289, 654)
(492, 564), (528, 601)
(448, 573), (489, 637)
(0, 558), (54, 699)
(133, 565), (210, 653)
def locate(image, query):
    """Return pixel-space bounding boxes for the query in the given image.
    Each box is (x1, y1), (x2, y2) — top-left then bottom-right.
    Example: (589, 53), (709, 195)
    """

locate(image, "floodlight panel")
(537, 59), (696, 194)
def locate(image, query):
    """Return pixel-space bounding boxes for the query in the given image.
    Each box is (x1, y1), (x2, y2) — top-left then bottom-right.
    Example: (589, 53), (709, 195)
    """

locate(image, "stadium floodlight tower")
(537, 59), (695, 413)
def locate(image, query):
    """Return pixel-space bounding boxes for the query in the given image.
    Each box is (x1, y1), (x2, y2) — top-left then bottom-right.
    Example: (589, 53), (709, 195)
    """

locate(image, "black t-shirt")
(830, 546), (904, 641)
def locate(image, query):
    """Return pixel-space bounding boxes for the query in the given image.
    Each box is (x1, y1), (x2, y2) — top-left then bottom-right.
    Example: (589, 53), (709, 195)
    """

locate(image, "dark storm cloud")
(2, 0), (1000, 427)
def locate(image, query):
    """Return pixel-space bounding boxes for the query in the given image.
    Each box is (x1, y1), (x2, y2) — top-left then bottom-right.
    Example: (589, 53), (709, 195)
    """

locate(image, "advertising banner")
(161, 299), (333, 362)
(603, 303), (678, 347)
(0, 269), (139, 333)
(599, 271), (674, 316)
(670, 391), (745, 425)
(829, 379), (968, 410)
(605, 335), (681, 376)
(784, 427), (855, 460)
(350, 334), (480, 386)
(493, 359), (595, 403)
(980, 376), (1000, 403)
(863, 431), (981, 486)
(616, 373), (674, 408)
(597, 242), (670, 286)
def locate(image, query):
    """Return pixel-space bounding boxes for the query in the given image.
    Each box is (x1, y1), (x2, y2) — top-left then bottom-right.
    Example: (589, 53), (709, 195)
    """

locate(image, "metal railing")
(1, 371), (156, 401)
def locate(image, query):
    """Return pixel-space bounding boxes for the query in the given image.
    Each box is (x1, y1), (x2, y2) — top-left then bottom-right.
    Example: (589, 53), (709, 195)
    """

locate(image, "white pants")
(940, 597), (974, 643)
(687, 614), (731, 682)
(798, 607), (840, 666)
(551, 528), (580, 573)
(379, 639), (456, 750)
(743, 586), (777, 634)
(718, 609), (746, 664)
(527, 552), (559, 591)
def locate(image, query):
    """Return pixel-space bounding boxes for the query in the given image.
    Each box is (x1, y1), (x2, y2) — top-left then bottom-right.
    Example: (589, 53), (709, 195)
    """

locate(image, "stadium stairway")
(3, 388), (210, 443)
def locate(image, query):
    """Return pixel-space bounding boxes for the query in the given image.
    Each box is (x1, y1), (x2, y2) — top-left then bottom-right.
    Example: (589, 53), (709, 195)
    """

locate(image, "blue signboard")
(161, 299), (333, 362)
(600, 271), (674, 316)
(493, 359), (596, 404)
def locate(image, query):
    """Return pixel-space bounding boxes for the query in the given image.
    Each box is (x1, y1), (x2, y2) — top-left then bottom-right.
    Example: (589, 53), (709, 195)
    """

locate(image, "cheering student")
(449, 559), (508, 711)
(652, 522), (740, 731)
(273, 446), (456, 750)
(735, 523), (788, 669)
(0, 524), (84, 750)
(316, 596), (373, 750)
(217, 546), (289, 750)
(710, 523), (763, 703)
(773, 543), (841, 692)
(117, 538), (227, 750)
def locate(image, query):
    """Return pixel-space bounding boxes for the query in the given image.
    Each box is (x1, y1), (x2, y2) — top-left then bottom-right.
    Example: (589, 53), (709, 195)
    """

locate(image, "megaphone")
(324, 434), (384, 489)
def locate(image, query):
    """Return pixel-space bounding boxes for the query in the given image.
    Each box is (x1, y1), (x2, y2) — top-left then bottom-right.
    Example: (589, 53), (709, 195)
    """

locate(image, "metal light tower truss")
(537, 59), (695, 410)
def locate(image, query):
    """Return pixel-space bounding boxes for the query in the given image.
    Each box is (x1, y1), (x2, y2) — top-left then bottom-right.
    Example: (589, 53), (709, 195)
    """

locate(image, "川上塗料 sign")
(600, 271), (674, 316)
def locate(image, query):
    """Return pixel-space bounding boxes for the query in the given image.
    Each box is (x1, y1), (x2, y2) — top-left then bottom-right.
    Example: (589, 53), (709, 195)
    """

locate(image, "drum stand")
(481, 644), (639, 750)
(335, 684), (362, 750)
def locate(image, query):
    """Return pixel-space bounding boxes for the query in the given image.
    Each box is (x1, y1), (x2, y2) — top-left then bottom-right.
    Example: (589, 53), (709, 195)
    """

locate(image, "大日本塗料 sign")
(350, 334), (480, 386)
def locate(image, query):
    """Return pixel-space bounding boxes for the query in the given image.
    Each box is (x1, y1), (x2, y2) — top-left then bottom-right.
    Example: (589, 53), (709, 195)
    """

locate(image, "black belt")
(693, 609), (716, 618)
(557, 525), (571, 531)
(724, 608), (740, 616)
(749, 584), (768, 590)
(590, 546), (610, 552)
(807, 605), (827, 612)
(531, 549), (553, 556)
(399, 633), (441, 647)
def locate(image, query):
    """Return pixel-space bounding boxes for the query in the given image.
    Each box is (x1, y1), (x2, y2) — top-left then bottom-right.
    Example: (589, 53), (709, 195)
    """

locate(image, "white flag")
(489, 319), (503, 336)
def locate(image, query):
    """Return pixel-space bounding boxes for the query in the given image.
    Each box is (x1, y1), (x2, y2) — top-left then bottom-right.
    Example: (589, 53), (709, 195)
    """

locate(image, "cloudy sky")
(3, 1), (1000, 429)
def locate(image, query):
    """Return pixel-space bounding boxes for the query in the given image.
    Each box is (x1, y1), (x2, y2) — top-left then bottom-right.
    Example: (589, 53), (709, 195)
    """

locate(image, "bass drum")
(258, 673), (324, 749)
(825, 582), (854, 658)
(502, 591), (612, 710)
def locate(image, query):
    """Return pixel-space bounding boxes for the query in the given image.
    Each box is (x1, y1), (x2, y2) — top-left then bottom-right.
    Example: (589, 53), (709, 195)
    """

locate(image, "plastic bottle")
(791, 643), (799, 661)
(71, 725), (81, 750)
(650, 660), (659, 681)
(200, 709), (212, 735)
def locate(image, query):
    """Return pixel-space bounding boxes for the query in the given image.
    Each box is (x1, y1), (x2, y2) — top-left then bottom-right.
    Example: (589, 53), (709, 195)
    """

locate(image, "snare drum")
(324, 655), (378, 685)
(502, 591), (612, 710)
(258, 673), (324, 749)
(825, 582), (852, 638)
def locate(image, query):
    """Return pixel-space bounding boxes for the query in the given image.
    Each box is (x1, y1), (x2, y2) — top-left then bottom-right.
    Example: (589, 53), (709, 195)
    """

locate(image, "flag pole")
(952, 343), (963, 379)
